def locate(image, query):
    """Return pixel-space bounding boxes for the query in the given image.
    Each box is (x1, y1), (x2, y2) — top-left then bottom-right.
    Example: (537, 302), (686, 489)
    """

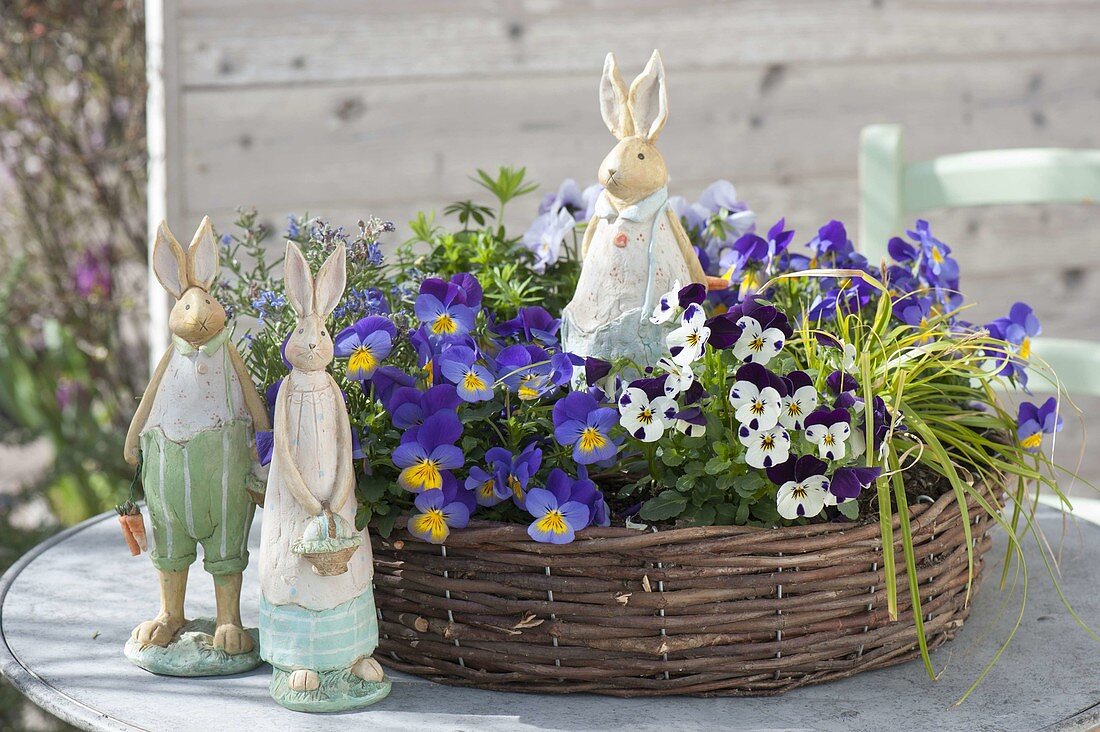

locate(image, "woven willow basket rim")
(371, 484), (995, 696)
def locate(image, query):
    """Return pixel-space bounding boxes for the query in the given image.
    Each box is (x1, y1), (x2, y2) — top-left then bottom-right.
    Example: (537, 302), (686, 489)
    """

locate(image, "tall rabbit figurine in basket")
(561, 50), (726, 368)
(258, 241), (390, 712)
(123, 217), (269, 676)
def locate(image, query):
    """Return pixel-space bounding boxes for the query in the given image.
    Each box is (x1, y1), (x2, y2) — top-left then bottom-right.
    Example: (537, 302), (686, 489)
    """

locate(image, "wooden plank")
(178, 54), (1100, 232)
(176, 0), (1100, 88)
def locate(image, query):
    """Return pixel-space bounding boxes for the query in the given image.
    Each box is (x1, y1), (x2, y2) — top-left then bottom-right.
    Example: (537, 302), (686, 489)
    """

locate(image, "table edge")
(3, 507), (1100, 732)
(0, 509), (146, 732)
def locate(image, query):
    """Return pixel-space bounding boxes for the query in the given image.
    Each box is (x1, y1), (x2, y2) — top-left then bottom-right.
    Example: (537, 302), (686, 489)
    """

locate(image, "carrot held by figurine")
(115, 455), (147, 555)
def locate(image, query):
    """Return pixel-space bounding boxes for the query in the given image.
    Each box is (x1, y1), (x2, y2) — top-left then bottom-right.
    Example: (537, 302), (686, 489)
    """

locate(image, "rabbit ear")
(600, 52), (633, 139)
(185, 216), (219, 292)
(313, 243), (347, 318)
(153, 221), (188, 299)
(284, 241), (314, 318)
(628, 50), (668, 143)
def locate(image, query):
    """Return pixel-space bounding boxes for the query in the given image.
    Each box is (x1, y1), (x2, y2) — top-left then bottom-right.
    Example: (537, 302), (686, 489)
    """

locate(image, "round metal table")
(2, 507), (1099, 732)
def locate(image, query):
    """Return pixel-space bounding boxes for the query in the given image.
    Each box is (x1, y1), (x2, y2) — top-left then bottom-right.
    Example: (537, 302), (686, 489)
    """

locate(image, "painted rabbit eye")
(321, 330), (327, 336)
(637, 152), (645, 160)
(298, 328), (304, 334)
(185, 304), (190, 310)
(206, 299), (211, 304)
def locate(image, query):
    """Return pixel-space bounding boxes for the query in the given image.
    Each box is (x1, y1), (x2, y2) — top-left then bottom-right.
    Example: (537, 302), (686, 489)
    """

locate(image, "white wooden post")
(145, 0), (181, 373)
(858, 124), (905, 266)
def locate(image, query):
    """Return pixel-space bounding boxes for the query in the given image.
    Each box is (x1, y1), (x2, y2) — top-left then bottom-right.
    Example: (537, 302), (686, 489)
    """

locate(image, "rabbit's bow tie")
(595, 187), (669, 223)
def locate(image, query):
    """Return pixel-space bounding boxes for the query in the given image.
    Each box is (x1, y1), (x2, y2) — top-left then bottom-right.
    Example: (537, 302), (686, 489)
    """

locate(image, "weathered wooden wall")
(150, 0), (1100, 477)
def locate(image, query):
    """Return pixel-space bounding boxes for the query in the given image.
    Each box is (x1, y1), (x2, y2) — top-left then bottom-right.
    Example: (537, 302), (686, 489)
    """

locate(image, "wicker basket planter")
(370, 489), (993, 697)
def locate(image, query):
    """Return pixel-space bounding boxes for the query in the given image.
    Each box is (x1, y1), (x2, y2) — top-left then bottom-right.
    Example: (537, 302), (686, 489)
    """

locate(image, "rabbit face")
(285, 313), (334, 372)
(599, 136), (668, 205)
(169, 287), (227, 345)
(283, 240), (347, 374)
(153, 216), (228, 346)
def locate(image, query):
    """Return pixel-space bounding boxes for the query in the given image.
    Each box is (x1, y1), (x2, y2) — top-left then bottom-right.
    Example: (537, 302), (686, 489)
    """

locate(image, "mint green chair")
(858, 124), (1100, 395)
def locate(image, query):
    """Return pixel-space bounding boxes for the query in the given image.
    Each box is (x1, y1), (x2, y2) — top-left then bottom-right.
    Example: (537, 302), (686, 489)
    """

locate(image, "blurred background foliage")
(0, 2), (146, 728)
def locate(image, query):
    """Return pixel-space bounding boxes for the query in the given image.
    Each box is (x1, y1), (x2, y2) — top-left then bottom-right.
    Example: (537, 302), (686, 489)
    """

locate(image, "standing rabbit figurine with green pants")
(123, 217), (270, 675)
(259, 241), (390, 712)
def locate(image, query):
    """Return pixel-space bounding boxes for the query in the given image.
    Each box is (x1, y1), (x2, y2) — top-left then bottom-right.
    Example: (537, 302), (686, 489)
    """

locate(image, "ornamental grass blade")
(888, 446), (936, 680)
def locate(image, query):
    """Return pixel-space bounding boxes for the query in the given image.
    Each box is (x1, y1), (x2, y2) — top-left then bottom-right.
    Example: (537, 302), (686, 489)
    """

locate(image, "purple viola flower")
(994, 302), (1041, 359)
(829, 466), (882, 504)
(466, 464), (507, 507)
(409, 325), (443, 386)
(696, 180), (757, 240)
(522, 208), (576, 274)
(908, 219), (959, 284)
(727, 362), (785, 432)
(804, 408), (852, 460)
(496, 344), (553, 401)
(1017, 397), (1062, 452)
(553, 391), (619, 464)
(525, 470), (594, 544)
(393, 411), (465, 492)
(550, 352), (613, 390)
(407, 473), (476, 544)
(826, 370), (860, 396)
(704, 311), (744, 350)
(256, 430), (274, 466)
(581, 183), (603, 220)
(485, 442), (543, 508)
(495, 306), (561, 345)
(766, 455), (830, 520)
(448, 273), (484, 310)
(439, 345), (495, 402)
(415, 280), (476, 338)
(538, 179), (584, 217)
(892, 294), (934, 328)
(388, 384), (462, 430)
(334, 315), (396, 380)
(365, 366), (415, 411)
(888, 236), (917, 264)
(809, 220), (855, 260)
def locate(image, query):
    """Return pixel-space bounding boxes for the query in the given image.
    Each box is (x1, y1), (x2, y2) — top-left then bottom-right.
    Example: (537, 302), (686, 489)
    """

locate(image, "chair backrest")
(857, 124), (1100, 396)
(858, 124), (1100, 263)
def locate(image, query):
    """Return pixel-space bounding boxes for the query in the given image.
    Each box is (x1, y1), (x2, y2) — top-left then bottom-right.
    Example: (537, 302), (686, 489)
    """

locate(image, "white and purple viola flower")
(618, 377), (679, 443)
(738, 423), (791, 470)
(667, 303), (711, 365)
(650, 280), (706, 325)
(779, 370), (817, 430)
(656, 355), (696, 397)
(728, 362), (784, 432)
(803, 408), (852, 461)
(767, 455), (830, 519)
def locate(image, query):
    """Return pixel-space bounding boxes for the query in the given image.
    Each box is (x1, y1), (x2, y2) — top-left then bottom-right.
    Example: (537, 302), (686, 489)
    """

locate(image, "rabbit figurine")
(258, 241), (390, 712)
(123, 216), (269, 675)
(562, 50), (723, 368)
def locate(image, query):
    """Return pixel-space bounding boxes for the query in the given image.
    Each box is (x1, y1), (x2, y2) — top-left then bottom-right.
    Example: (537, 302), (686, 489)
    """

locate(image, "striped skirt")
(259, 589), (379, 672)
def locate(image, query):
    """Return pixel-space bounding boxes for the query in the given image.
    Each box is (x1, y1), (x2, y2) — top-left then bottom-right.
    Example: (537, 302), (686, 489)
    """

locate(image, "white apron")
(259, 369), (372, 611)
(561, 187), (694, 366)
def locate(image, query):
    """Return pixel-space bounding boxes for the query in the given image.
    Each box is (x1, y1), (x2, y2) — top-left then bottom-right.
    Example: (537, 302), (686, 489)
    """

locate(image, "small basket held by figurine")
(291, 504), (362, 577)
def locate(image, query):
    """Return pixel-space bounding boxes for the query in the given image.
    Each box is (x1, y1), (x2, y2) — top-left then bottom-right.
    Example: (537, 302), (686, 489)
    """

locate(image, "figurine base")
(124, 617), (262, 677)
(269, 667), (391, 713)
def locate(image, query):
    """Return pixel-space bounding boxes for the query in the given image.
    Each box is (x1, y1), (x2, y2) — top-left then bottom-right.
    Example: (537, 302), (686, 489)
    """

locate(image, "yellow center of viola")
(761, 434), (775, 450)
(411, 508), (448, 542)
(508, 474), (524, 500)
(535, 510), (569, 535)
(1021, 432), (1042, 449)
(823, 434), (835, 446)
(1019, 337), (1031, 360)
(750, 336), (766, 351)
(404, 459), (442, 491)
(638, 408), (654, 425)
(686, 332), (700, 347)
(432, 313), (458, 335)
(931, 247), (944, 264)
(518, 374), (542, 400)
(422, 359), (434, 387)
(786, 402), (802, 417)
(478, 479), (496, 499)
(348, 345), (377, 376)
(579, 426), (607, 453)
(750, 400), (766, 415)
(792, 484), (807, 500)
(462, 370), (487, 393)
